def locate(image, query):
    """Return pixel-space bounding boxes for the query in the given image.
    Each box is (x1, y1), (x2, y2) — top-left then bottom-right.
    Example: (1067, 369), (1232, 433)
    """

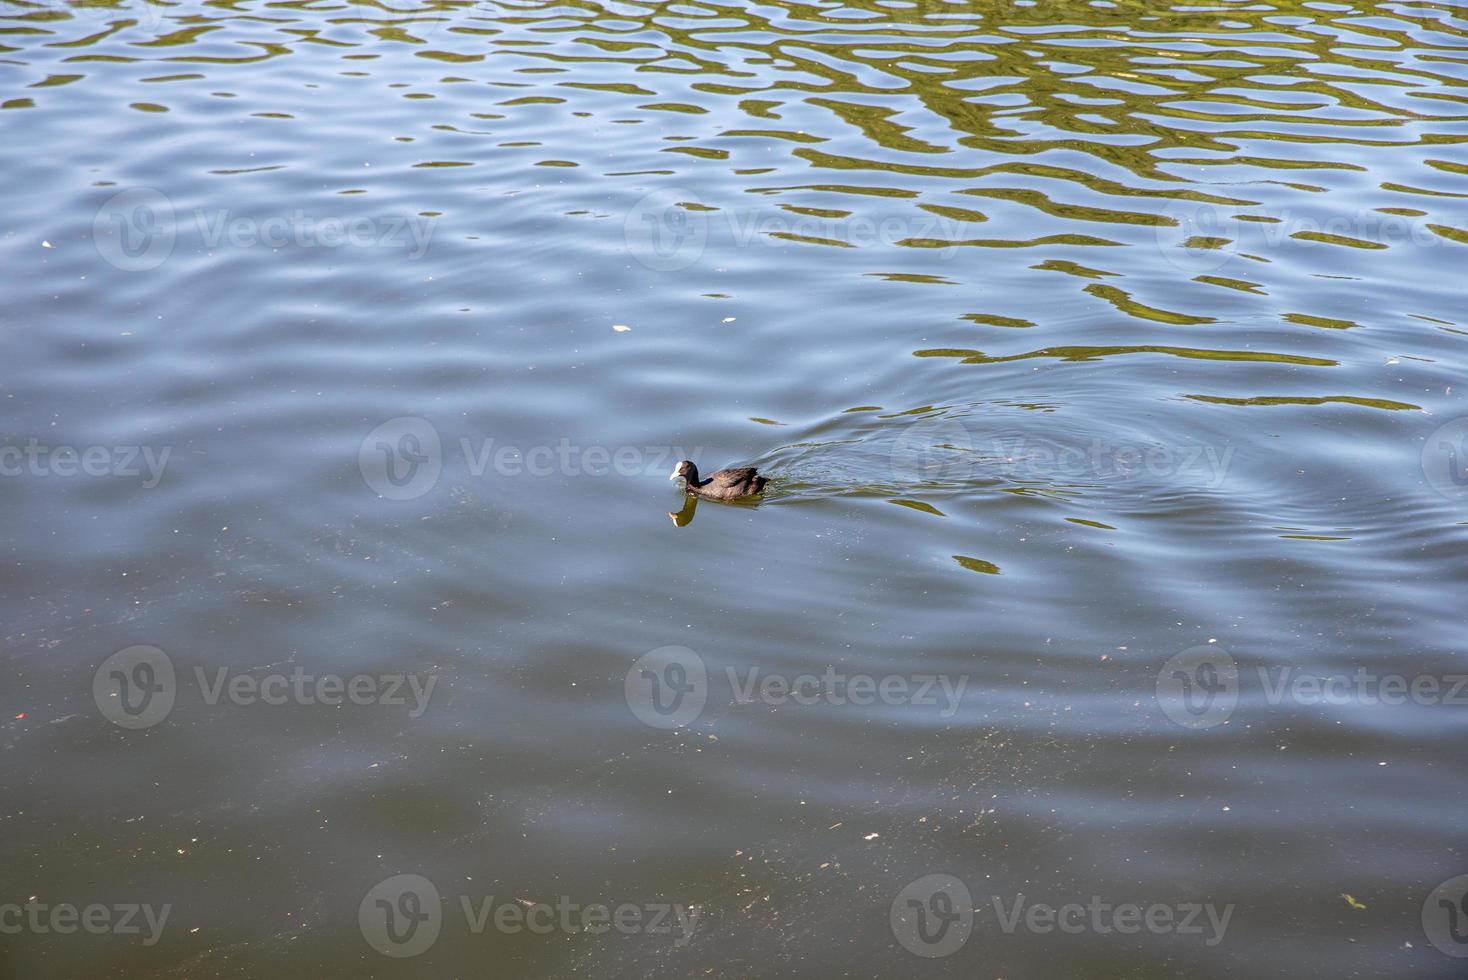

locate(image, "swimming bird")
(670, 459), (768, 500)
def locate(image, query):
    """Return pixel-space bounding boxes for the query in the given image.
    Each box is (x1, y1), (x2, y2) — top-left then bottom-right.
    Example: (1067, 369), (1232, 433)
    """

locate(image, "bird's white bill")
(669, 469), (680, 480)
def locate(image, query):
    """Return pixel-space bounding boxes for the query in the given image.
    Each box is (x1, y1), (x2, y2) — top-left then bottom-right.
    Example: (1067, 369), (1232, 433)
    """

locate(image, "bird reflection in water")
(668, 494), (769, 527)
(668, 495), (699, 527)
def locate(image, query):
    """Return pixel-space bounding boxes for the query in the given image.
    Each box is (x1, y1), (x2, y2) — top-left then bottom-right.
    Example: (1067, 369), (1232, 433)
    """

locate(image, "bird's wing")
(712, 467), (758, 487)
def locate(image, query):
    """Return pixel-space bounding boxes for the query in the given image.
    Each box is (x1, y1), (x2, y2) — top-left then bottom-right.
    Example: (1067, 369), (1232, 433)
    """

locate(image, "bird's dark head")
(669, 459), (698, 483)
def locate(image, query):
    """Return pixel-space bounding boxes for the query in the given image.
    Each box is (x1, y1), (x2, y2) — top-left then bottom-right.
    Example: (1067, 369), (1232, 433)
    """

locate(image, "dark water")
(4, 0), (1468, 975)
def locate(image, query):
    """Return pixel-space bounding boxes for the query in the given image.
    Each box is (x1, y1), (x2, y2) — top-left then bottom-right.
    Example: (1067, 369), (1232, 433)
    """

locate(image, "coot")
(670, 460), (768, 500)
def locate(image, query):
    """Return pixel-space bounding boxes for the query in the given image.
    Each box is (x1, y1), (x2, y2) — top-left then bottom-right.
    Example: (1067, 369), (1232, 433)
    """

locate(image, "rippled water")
(4, 0), (1468, 975)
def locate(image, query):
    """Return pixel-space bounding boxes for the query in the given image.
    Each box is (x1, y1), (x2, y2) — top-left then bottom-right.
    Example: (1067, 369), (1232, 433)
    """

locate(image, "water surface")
(3, 0), (1468, 975)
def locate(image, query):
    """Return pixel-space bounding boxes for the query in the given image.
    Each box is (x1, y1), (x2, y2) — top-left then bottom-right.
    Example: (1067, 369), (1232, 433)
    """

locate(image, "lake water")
(4, 0), (1468, 975)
